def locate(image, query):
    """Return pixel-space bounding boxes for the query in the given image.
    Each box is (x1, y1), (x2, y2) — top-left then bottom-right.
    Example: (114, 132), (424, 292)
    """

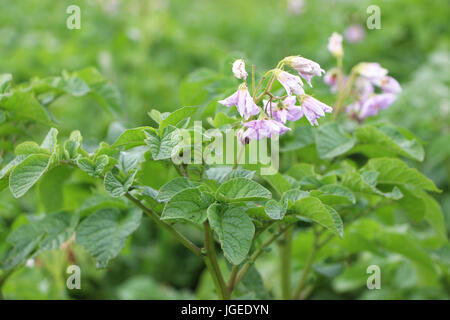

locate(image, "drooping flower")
(275, 70), (305, 96)
(284, 56), (325, 87)
(380, 76), (402, 94)
(358, 93), (397, 120)
(240, 119), (291, 143)
(356, 62), (388, 85)
(232, 59), (248, 80)
(344, 24), (365, 44)
(218, 84), (260, 120)
(328, 32), (343, 57)
(300, 96), (333, 126)
(264, 96), (303, 123)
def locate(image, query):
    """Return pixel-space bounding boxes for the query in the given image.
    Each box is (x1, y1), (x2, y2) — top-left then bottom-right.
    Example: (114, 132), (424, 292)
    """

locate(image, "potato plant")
(0, 35), (446, 300)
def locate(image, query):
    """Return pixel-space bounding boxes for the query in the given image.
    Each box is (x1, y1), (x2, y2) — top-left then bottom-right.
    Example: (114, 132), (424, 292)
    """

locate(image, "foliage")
(0, 0), (448, 300)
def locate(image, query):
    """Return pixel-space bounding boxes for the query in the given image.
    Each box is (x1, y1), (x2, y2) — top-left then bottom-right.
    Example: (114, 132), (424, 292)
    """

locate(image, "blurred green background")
(0, 0), (448, 299)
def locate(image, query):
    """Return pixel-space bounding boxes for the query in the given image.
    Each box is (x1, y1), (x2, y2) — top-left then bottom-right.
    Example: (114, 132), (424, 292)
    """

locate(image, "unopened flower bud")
(328, 32), (343, 57)
(232, 59), (248, 80)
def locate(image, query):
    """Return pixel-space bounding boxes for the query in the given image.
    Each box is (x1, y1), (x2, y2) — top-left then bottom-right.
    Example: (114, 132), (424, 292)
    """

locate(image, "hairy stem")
(125, 193), (202, 257)
(234, 223), (293, 289)
(292, 229), (319, 299)
(227, 265), (239, 295)
(252, 64), (256, 97)
(203, 221), (228, 299)
(279, 225), (294, 299)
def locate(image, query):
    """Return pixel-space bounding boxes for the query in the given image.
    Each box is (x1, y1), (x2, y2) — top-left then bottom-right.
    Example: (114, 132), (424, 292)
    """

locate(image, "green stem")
(234, 223), (293, 289)
(203, 222), (228, 299)
(125, 193), (201, 257)
(227, 265), (239, 296)
(279, 225), (294, 300)
(251, 64), (256, 97)
(292, 229), (319, 300)
(233, 145), (245, 169)
(333, 65), (356, 119)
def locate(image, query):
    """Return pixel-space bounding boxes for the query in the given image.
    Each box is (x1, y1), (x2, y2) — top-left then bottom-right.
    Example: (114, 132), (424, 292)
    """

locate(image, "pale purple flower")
(232, 59), (248, 80)
(300, 96), (333, 126)
(240, 119), (291, 143)
(344, 24), (366, 44)
(218, 84), (260, 120)
(276, 70), (305, 96)
(264, 96), (303, 123)
(323, 68), (344, 93)
(357, 62), (388, 85)
(354, 77), (374, 101)
(359, 93), (397, 120)
(287, 0), (305, 15)
(380, 76), (402, 94)
(346, 102), (361, 113)
(285, 56), (325, 87)
(328, 32), (343, 57)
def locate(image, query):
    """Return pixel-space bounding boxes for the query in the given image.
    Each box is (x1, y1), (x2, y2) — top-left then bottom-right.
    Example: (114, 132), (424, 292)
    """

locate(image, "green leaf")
(315, 123), (356, 159)
(145, 125), (182, 161)
(379, 229), (435, 271)
(341, 170), (403, 199)
(112, 127), (153, 150)
(0, 156), (27, 192)
(293, 197), (343, 237)
(161, 188), (214, 224)
(77, 155), (109, 177)
(77, 194), (128, 216)
(40, 128), (58, 152)
(0, 73), (12, 92)
(281, 189), (310, 210)
(76, 67), (122, 114)
(148, 109), (163, 124)
(9, 154), (51, 198)
(286, 163), (315, 181)
(216, 178), (272, 203)
(157, 177), (195, 202)
(239, 265), (271, 299)
(75, 208), (142, 268)
(225, 168), (255, 181)
(354, 124), (424, 161)
(207, 204), (255, 265)
(0, 156), (26, 179)
(159, 106), (197, 133)
(118, 150), (143, 174)
(311, 184), (355, 205)
(264, 200), (284, 220)
(1, 212), (79, 271)
(205, 167), (233, 183)
(262, 173), (291, 196)
(63, 138), (80, 160)
(38, 166), (73, 213)
(324, 205), (344, 237)
(365, 158), (439, 192)
(15, 142), (49, 156)
(213, 112), (236, 128)
(422, 192), (447, 241)
(0, 90), (53, 125)
(104, 171), (136, 198)
(281, 125), (315, 151)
